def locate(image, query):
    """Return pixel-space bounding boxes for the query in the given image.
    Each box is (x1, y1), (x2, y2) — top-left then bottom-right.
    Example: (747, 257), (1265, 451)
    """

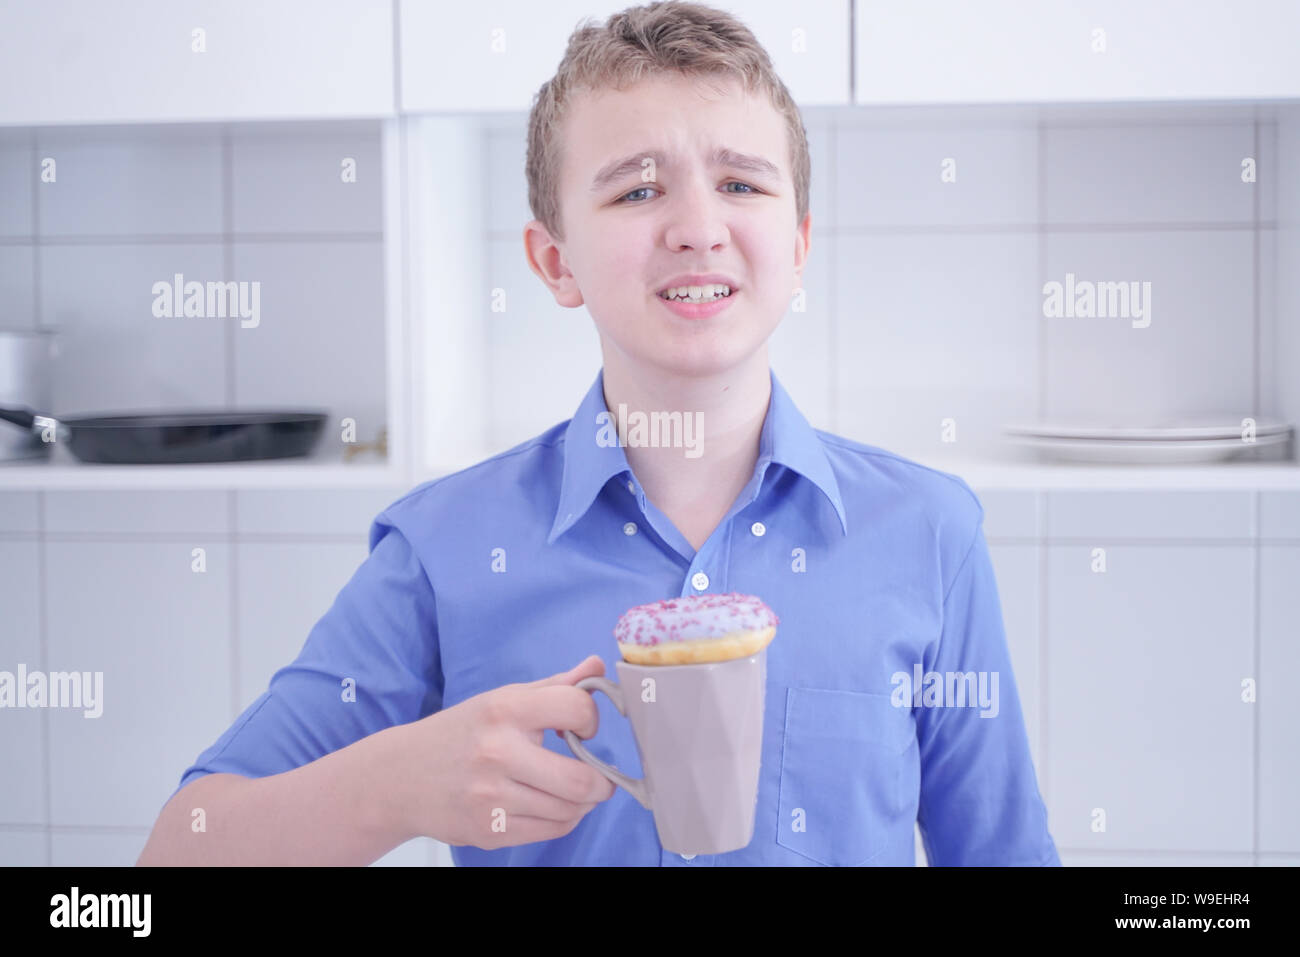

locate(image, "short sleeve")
(914, 516), (1060, 866)
(169, 517), (443, 800)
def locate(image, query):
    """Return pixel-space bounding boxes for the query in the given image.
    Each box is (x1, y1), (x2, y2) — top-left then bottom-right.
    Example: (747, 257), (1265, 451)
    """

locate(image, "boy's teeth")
(660, 283), (731, 301)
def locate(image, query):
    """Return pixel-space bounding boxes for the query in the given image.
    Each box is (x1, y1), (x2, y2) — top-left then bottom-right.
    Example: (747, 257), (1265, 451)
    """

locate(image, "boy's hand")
(393, 655), (617, 850)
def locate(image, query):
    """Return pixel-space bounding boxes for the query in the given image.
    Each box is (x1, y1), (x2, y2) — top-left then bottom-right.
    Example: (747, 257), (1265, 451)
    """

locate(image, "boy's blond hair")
(526, 0), (810, 244)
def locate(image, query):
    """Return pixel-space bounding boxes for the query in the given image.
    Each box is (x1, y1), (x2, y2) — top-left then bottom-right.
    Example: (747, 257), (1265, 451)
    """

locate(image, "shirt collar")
(547, 367), (848, 544)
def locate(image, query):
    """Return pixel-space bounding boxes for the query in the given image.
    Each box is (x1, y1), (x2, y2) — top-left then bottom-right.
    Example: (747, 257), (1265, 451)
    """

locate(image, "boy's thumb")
(530, 654), (604, 687)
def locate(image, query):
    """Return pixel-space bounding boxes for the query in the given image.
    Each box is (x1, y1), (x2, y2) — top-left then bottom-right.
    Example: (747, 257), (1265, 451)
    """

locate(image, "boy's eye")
(618, 186), (658, 203)
(614, 182), (759, 204)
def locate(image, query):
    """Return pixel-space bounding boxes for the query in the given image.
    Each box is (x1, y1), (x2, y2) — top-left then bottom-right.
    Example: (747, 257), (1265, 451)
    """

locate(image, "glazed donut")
(614, 592), (778, 665)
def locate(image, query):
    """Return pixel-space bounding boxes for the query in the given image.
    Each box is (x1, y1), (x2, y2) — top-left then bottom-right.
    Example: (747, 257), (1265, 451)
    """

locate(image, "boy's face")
(526, 72), (811, 381)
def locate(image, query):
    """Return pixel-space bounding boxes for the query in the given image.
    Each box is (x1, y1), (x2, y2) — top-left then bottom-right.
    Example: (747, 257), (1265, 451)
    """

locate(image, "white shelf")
(912, 455), (1300, 490)
(0, 449), (405, 490)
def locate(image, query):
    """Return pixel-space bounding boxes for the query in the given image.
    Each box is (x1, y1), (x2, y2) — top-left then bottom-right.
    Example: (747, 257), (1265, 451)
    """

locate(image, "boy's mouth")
(656, 283), (736, 304)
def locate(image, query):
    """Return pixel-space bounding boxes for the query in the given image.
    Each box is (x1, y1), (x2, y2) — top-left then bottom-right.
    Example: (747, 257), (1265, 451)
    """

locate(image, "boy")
(139, 0), (1059, 867)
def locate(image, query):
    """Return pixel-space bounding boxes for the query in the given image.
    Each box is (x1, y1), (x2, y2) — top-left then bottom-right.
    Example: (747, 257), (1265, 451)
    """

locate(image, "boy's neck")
(599, 350), (772, 545)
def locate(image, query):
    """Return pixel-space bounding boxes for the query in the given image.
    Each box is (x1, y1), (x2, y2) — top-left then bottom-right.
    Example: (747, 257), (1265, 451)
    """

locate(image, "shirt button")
(626, 479), (635, 494)
(680, 853), (696, 861)
(623, 522), (637, 536)
(691, 572), (709, 591)
(750, 521), (766, 537)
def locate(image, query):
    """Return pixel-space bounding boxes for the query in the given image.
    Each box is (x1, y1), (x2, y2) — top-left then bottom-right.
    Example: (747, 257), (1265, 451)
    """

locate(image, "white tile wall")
(833, 232), (1039, 457)
(1042, 123), (1255, 224)
(1046, 490), (1254, 540)
(40, 243), (228, 413)
(35, 128), (223, 237)
(485, 123), (531, 238)
(0, 830), (48, 866)
(44, 489), (229, 535)
(1041, 230), (1255, 424)
(1061, 851), (1254, 867)
(0, 246), (35, 329)
(835, 126), (1038, 227)
(0, 490), (39, 532)
(1259, 225), (1278, 419)
(1259, 544), (1300, 852)
(234, 487), (404, 536)
(230, 240), (387, 435)
(1278, 108), (1300, 438)
(974, 488), (1039, 540)
(230, 125), (383, 235)
(1260, 490), (1300, 538)
(44, 540), (234, 828)
(0, 541), (45, 825)
(1257, 119), (1277, 224)
(1046, 543), (1255, 851)
(0, 137), (34, 237)
(51, 829), (150, 867)
(988, 544), (1042, 772)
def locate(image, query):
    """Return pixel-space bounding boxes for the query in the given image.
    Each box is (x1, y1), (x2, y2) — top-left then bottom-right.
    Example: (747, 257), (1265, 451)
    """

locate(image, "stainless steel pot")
(0, 329), (57, 462)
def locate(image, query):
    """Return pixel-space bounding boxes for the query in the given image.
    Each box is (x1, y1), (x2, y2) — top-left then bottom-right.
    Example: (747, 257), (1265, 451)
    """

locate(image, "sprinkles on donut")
(614, 592), (777, 665)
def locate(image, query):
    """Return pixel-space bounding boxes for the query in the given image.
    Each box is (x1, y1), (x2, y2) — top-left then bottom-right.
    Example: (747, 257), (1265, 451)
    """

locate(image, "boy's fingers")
(527, 654), (604, 688)
(518, 685), (602, 736)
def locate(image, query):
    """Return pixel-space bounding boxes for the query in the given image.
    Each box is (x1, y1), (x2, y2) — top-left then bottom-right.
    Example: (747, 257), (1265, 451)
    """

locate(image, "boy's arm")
(137, 722), (413, 866)
(915, 516), (1060, 866)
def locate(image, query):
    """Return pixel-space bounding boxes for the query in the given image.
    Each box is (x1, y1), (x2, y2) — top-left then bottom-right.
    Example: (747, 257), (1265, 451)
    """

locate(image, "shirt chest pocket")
(776, 687), (917, 866)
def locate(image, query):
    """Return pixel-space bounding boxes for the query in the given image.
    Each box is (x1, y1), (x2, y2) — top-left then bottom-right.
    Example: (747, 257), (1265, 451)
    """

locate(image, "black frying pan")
(0, 406), (328, 464)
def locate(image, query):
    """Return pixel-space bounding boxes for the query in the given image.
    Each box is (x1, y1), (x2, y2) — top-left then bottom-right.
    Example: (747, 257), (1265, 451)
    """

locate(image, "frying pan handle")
(0, 406), (64, 442)
(0, 406), (38, 431)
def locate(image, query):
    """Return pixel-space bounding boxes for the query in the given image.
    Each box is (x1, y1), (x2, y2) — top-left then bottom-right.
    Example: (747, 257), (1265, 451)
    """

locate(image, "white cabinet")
(4, 1), (1297, 124)
(855, 0), (1300, 105)
(400, 0), (851, 113)
(0, 0), (395, 125)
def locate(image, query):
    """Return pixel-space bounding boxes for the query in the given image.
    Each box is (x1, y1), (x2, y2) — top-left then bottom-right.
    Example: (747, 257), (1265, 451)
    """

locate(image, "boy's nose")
(662, 197), (730, 251)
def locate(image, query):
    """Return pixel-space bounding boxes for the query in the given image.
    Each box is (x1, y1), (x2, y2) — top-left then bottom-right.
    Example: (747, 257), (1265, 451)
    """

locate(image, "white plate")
(1002, 416), (1292, 441)
(1007, 432), (1291, 464)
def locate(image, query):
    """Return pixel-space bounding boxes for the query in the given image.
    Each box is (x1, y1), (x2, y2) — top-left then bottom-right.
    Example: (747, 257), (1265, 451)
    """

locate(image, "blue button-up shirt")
(175, 368), (1059, 866)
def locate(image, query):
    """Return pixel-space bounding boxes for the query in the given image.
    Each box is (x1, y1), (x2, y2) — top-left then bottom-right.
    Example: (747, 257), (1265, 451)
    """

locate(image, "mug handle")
(562, 676), (652, 810)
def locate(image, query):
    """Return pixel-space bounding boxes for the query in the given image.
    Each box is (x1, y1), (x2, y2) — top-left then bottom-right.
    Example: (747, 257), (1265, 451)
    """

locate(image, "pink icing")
(614, 592), (778, 647)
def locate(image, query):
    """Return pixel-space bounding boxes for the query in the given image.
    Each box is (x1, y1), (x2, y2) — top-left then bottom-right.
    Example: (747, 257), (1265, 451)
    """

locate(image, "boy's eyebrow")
(588, 147), (782, 193)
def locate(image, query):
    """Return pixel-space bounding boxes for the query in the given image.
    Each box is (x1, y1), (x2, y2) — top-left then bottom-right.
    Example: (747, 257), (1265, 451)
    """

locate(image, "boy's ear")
(523, 219), (584, 308)
(792, 210), (812, 287)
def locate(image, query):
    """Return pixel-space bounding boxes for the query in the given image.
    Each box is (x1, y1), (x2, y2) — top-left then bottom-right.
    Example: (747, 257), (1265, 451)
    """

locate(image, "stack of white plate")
(1001, 416), (1294, 464)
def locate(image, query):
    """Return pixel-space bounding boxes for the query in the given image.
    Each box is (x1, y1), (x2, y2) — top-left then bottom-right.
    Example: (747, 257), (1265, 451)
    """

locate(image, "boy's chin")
(634, 343), (766, 379)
